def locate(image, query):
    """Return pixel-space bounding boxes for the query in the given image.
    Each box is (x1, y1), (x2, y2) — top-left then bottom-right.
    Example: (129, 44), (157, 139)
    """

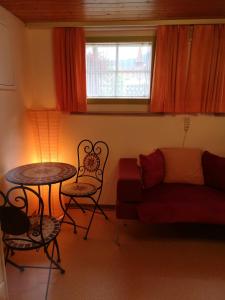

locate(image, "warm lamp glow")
(28, 109), (60, 163)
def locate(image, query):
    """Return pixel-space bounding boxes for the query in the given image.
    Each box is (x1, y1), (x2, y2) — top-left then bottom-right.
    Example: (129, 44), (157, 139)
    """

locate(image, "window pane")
(86, 72), (116, 97)
(116, 72), (150, 97)
(86, 45), (116, 72)
(118, 45), (151, 72)
(86, 42), (152, 99)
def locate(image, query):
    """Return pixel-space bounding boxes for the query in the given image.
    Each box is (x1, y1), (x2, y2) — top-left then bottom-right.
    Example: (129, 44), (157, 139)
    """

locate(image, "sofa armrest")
(117, 158), (142, 203)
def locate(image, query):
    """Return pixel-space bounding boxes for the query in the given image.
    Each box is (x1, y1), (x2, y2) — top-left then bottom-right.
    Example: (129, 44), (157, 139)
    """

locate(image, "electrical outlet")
(184, 117), (191, 132)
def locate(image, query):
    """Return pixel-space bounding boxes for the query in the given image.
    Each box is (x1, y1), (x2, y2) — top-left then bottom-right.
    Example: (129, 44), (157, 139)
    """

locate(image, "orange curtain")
(151, 26), (190, 113)
(151, 24), (225, 113)
(186, 25), (225, 113)
(53, 28), (87, 113)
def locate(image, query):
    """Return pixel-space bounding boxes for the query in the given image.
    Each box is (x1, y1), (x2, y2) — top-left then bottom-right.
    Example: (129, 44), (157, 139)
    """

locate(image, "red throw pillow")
(139, 149), (165, 189)
(202, 151), (225, 191)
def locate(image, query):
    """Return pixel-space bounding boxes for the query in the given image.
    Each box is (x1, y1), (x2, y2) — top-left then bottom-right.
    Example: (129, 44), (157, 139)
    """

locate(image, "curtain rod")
(85, 26), (156, 31)
(26, 19), (225, 29)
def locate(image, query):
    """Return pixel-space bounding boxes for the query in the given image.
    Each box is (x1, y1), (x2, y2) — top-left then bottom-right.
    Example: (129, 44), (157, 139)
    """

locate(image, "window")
(86, 41), (153, 103)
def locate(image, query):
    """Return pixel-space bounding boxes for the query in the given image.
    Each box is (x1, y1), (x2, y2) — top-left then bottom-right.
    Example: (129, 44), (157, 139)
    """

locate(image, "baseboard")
(67, 203), (115, 210)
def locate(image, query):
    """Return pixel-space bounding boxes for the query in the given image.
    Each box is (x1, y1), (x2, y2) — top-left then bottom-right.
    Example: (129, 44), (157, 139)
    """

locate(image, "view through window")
(86, 42), (152, 100)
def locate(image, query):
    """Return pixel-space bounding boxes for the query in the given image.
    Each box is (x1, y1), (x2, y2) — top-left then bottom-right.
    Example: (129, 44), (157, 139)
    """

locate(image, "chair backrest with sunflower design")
(76, 140), (109, 189)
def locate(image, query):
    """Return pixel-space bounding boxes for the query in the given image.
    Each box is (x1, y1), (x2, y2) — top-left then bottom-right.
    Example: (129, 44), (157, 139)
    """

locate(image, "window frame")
(85, 35), (155, 105)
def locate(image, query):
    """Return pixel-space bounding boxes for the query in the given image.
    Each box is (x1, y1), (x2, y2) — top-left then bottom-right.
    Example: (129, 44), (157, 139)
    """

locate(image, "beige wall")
(0, 5), (28, 299)
(0, 6), (28, 176)
(27, 28), (225, 204)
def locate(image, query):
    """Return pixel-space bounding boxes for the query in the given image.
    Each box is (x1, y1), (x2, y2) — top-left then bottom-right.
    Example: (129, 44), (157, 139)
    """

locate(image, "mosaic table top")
(6, 162), (77, 186)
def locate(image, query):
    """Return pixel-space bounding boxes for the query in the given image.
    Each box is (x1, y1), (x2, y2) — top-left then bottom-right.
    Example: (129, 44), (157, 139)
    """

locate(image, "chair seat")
(61, 182), (97, 197)
(4, 215), (60, 250)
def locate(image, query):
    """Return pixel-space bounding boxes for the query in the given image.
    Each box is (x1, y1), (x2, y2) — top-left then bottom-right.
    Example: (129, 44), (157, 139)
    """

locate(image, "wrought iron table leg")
(48, 184), (52, 216)
(4, 247), (9, 264)
(38, 185), (41, 214)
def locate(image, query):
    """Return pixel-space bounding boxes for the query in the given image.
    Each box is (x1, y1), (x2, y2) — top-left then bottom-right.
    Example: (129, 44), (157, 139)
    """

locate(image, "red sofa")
(116, 154), (225, 225)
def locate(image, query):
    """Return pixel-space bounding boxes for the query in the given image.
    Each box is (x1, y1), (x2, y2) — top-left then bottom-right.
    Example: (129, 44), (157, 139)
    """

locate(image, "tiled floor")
(6, 209), (225, 300)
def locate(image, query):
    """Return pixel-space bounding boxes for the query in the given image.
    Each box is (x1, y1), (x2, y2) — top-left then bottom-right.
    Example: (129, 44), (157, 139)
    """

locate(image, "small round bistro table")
(5, 162), (77, 216)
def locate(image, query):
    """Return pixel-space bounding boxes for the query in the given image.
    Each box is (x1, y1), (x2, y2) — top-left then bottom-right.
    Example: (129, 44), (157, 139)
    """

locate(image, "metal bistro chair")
(0, 186), (65, 273)
(60, 139), (109, 240)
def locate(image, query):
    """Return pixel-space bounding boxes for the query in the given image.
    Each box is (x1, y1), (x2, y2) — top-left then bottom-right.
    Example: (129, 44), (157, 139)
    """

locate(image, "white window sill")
(87, 103), (149, 113)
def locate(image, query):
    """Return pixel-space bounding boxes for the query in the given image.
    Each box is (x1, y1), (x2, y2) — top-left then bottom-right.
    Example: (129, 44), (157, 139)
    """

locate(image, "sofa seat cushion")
(138, 183), (225, 224)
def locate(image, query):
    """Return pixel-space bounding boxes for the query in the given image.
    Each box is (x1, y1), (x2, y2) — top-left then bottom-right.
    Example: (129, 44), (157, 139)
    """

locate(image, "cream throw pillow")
(160, 148), (204, 185)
